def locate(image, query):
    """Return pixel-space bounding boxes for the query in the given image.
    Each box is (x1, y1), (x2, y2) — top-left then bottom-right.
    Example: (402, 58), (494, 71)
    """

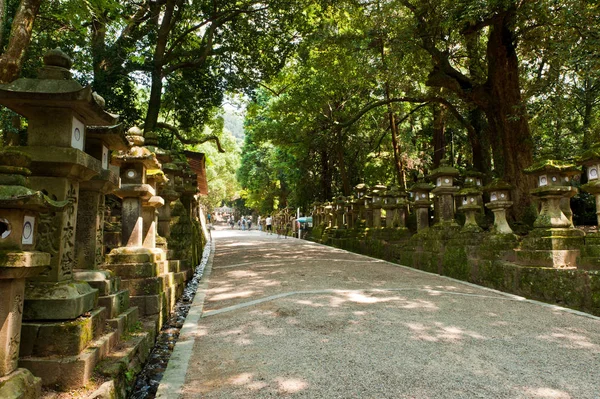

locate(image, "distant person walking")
(229, 217), (234, 229)
(241, 217), (247, 231)
(248, 219), (252, 230)
(266, 216), (272, 234)
(257, 216), (262, 231)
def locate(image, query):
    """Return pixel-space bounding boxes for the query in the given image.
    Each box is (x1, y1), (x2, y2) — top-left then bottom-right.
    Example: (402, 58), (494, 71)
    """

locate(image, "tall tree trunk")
(334, 127), (351, 196)
(432, 102), (446, 168)
(582, 76), (597, 148)
(485, 10), (534, 217)
(144, 0), (176, 133)
(320, 149), (331, 201)
(0, 0), (42, 84)
(379, 36), (406, 188)
(467, 107), (491, 174)
(0, 0), (6, 47)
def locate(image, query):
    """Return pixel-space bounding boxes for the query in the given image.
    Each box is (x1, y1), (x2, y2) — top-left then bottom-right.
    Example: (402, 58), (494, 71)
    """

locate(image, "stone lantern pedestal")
(577, 144), (600, 269)
(517, 160), (584, 269)
(0, 151), (65, 399)
(429, 161), (460, 228)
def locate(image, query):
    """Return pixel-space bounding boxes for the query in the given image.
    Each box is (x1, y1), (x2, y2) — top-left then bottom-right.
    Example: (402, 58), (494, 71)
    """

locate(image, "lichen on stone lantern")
(524, 159), (580, 229)
(482, 179), (514, 235)
(354, 183), (368, 198)
(410, 174), (435, 232)
(578, 143), (600, 225)
(457, 186), (483, 232)
(429, 160), (460, 226)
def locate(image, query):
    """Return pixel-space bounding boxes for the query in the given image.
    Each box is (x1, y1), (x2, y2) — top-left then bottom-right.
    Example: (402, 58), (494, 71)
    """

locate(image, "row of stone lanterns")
(0, 49), (202, 394)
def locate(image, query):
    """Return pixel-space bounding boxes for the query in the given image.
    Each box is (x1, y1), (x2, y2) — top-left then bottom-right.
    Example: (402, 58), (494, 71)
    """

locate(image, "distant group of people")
(225, 214), (296, 238)
(228, 216), (253, 230)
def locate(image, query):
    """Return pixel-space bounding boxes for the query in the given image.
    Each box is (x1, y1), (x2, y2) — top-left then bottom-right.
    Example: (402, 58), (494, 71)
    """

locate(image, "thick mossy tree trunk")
(484, 11), (534, 217)
(0, 0), (42, 84)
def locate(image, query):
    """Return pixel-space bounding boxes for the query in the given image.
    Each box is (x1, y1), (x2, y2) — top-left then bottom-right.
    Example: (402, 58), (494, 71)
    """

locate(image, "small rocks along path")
(156, 227), (600, 399)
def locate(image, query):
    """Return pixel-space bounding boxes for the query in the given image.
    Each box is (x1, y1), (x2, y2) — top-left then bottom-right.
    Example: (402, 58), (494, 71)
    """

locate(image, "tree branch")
(141, 122), (226, 153)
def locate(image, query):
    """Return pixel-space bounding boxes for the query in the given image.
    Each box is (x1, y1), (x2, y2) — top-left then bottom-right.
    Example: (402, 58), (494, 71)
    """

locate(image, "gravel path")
(158, 228), (600, 399)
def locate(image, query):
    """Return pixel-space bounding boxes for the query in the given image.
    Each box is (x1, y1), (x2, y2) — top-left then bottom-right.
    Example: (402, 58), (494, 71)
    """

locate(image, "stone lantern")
(578, 144), (600, 225)
(519, 159), (583, 269)
(354, 183), (368, 223)
(410, 175), (435, 232)
(344, 197), (354, 229)
(429, 160), (460, 227)
(312, 202), (320, 226)
(381, 187), (395, 228)
(363, 193), (374, 228)
(157, 161), (182, 239)
(370, 183), (386, 228)
(524, 160), (579, 229)
(457, 186), (483, 232)
(324, 202), (334, 228)
(0, 151), (66, 398)
(335, 196), (345, 229)
(483, 179), (514, 234)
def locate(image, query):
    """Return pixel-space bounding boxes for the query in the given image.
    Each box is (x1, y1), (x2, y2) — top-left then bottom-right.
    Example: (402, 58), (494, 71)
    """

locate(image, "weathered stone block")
(98, 289), (130, 319)
(20, 307), (106, 357)
(515, 249), (579, 269)
(23, 281), (98, 320)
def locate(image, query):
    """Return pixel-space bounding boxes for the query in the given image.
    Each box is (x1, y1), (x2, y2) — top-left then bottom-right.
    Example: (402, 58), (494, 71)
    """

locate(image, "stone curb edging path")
(155, 239), (215, 399)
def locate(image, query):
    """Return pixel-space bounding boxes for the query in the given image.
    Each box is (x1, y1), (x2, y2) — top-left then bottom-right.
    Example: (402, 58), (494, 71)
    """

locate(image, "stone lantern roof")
(577, 144), (600, 165)
(0, 151), (66, 212)
(409, 174), (435, 192)
(112, 127), (161, 169)
(524, 159), (579, 176)
(482, 179), (513, 193)
(429, 160), (460, 180)
(0, 48), (118, 126)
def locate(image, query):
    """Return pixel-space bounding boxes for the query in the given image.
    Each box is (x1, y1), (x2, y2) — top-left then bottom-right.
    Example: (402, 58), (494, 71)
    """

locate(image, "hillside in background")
(223, 107), (245, 144)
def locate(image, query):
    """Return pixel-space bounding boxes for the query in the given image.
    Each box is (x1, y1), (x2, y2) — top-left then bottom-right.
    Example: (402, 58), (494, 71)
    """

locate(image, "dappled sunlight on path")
(167, 229), (600, 398)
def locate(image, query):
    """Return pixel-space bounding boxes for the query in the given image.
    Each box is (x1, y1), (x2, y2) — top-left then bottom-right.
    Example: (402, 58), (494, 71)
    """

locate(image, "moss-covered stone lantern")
(354, 183), (368, 223)
(363, 192), (374, 228)
(335, 196), (346, 229)
(519, 159), (583, 269)
(483, 179), (514, 234)
(578, 143), (600, 225)
(0, 151), (66, 398)
(370, 183), (387, 228)
(410, 175), (435, 232)
(429, 160), (460, 226)
(324, 202), (334, 228)
(457, 171), (484, 232)
(524, 159), (579, 229)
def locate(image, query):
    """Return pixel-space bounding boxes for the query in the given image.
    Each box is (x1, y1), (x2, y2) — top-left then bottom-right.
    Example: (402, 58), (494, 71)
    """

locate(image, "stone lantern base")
(515, 228), (584, 269)
(576, 232), (600, 270)
(102, 247), (187, 326)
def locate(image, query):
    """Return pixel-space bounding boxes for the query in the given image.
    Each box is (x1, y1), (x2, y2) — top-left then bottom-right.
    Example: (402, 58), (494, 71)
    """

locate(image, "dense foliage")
(238, 0), (600, 218)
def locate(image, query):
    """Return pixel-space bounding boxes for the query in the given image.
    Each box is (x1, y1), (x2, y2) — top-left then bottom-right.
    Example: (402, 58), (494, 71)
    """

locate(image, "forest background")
(1, 0), (599, 224)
